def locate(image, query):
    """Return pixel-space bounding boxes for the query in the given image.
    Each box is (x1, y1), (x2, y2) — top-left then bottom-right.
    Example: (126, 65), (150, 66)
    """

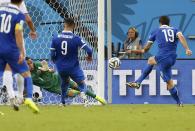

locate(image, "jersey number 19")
(0, 14), (12, 33)
(162, 29), (174, 43)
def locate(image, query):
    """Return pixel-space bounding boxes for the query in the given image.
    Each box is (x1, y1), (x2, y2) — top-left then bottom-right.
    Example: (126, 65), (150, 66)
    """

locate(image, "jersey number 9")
(61, 41), (67, 55)
(0, 14), (12, 33)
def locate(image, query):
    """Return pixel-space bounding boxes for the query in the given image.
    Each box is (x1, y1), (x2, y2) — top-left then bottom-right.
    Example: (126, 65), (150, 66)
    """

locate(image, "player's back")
(0, 4), (25, 54)
(151, 25), (180, 56)
(52, 31), (85, 71)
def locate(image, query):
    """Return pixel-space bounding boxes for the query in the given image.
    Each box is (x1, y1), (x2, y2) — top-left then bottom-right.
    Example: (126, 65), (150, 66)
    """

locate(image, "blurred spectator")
(123, 27), (143, 59)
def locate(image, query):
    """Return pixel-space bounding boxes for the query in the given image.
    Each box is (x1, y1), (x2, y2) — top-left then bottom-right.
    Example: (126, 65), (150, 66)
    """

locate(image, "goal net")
(0, 0), (104, 105)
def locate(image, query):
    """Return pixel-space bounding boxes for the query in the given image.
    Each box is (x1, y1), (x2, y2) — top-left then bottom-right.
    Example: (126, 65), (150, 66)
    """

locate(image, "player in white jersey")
(0, 0), (37, 109)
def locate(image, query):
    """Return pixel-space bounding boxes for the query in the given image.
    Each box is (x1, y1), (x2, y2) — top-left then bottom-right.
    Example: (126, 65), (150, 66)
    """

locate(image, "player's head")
(26, 57), (34, 71)
(127, 27), (139, 40)
(159, 16), (170, 26)
(11, 0), (23, 5)
(64, 18), (75, 31)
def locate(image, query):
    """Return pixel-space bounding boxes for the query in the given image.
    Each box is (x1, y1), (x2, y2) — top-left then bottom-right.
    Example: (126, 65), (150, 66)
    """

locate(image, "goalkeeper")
(26, 57), (106, 105)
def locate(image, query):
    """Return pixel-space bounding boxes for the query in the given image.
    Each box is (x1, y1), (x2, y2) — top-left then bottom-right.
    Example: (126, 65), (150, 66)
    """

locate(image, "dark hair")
(11, 0), (23, 4)
(159, 16), (170, 25)
(64, 18), (75, 27)
(127, 27), (139, 38)
(25, 57), (31, 61)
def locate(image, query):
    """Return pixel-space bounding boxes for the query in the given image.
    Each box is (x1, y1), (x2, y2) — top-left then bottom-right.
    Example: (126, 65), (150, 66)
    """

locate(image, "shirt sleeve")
(50, 38), (56, 51)
(77, 37), (87, 49)
(175, 28), (183, 38)
(50, 38), (57, 62)
(148, 30), (157, 44)
(19, 1), (28, 14)
(15, 13), (25, 31)
(77, 37), (92, 57)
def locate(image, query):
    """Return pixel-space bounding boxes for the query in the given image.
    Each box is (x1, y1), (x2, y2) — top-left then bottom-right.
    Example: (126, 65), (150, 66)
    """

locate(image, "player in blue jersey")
(50, 18), (93, 106)
(126, 16), (192, 106)
(0, 0), (37, 110)
(0, 0), (39, 112)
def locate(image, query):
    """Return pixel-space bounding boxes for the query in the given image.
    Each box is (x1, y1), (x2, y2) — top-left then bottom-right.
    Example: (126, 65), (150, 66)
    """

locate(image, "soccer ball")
(108, 57), (121, 69)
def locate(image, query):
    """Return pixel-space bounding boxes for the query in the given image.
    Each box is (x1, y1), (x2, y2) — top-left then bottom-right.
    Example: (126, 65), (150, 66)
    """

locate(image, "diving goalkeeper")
(25, 57), (106, 105)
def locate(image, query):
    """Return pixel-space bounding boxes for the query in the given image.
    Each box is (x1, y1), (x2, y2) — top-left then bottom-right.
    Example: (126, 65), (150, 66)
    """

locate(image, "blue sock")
(169, 86), (181, 104)
(24, 77), (33, 98)
(135, 64), (153, 83)
(77, 82), (87, 93)
(61, 81), (69, 104)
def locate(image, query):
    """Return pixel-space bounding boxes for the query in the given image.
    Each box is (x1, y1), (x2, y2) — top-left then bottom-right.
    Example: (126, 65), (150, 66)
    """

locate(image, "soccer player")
(25, 57), (106, 105)
(126, 16), (192, 106)
(50, 18), (94, 106)
(0, 0), (37, 109)
(0, 0), (37, 38)
(0, 0), (39, 112)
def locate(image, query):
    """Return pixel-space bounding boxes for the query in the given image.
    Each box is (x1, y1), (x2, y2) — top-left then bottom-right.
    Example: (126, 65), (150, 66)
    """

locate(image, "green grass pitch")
(0, 104), (195, 131)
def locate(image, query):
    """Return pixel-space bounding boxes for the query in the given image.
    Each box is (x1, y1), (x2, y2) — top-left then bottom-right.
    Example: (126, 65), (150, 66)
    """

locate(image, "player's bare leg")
(126, 56), (156, 89)
(3, 64), (19, 111)
(167, 80), (183, 107)
(20, 71), (39, 113)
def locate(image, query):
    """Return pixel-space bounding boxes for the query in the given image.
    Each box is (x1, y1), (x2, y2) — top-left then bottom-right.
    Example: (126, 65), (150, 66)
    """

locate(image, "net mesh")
(0, 0), (99, 105)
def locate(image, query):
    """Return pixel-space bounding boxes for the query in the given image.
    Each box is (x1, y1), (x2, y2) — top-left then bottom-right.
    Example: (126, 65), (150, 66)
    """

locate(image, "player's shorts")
(0, 52), (29, 74)
(155, 54), (177, 82)
(58, 66), (85, 83)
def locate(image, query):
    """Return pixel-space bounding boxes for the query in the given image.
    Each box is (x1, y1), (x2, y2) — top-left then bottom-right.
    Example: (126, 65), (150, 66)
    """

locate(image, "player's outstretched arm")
(20, 1), (37, 39)
(25, 14), (37, 39)
(143, 42), (153, 53)
(126, 42), (153, 54)
(83, 45), (93, 61)
(177, 33), (192, 56)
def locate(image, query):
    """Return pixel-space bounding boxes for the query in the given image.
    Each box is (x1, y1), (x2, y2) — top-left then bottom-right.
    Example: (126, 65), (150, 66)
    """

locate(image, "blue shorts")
(0, 52), (29, 74)
(155, 54), (177, 82)
(58, 66), (85, 83)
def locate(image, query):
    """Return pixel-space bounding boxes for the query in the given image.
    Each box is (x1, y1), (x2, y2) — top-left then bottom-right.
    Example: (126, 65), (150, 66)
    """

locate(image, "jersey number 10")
(162, 29), (174, 43)
(0, 14), (12, 33)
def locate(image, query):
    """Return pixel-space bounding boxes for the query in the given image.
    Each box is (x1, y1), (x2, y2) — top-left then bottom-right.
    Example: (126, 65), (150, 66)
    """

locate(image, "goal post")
(98, 0), (105, 102)
(106, 0), (112, 104)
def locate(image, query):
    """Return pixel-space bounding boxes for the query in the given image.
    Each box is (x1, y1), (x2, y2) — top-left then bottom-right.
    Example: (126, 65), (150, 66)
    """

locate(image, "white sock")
(15, 74), (24, 100)
(80, 92), (89, 107)
(3, 71), (15, 99)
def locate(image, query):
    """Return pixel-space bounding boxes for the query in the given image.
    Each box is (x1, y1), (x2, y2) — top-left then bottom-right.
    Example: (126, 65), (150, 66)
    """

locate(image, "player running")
(126, 16), (192, 106)
(25, 57), (106, 105)
(0, 0), (39, 113)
